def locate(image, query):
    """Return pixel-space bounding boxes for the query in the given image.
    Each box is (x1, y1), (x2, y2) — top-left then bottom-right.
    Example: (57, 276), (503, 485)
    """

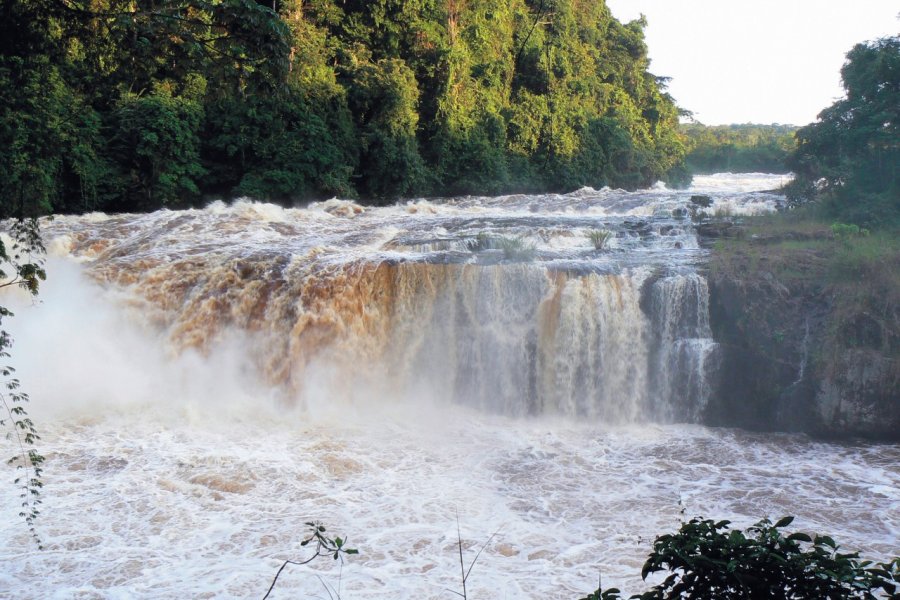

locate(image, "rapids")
(1, 173), (897, 598)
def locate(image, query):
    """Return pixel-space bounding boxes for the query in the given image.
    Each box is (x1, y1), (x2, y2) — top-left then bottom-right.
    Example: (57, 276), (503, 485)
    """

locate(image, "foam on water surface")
(1, 405), (897, 599)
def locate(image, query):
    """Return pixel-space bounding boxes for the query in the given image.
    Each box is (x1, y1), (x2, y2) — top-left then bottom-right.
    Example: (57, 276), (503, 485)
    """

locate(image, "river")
(1, 173), (897, 598)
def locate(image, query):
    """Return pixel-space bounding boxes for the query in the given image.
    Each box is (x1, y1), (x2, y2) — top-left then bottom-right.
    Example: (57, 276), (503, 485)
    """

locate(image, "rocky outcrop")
(704, 236), (900, 440)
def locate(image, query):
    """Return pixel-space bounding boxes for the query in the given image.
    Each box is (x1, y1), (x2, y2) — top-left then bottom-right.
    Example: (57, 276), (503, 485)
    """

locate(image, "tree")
(681, 123), (797, 174)
(109, 91), (206, 210)
(2, 0), (690, 210)
(788, 36), (899, 227)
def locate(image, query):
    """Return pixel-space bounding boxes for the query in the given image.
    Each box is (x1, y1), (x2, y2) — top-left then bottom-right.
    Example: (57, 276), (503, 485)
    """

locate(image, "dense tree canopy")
(788, 36), (899, 227)
(0, 0), (687, 213)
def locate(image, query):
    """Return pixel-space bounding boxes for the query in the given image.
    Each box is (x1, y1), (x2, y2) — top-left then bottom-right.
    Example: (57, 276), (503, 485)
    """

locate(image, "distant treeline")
(681, 123), (798, 174)
(1, 0), (689, 216)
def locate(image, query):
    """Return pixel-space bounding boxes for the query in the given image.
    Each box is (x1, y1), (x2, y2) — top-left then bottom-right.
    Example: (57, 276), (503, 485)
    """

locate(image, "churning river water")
(0, 173), (897, 598)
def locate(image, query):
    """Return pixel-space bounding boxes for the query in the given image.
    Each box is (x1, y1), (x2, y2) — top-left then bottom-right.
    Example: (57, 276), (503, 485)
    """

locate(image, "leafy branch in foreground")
(580, 516), (900, 599)
(262, 521), (358, 600)
(0, 217), (46, 549)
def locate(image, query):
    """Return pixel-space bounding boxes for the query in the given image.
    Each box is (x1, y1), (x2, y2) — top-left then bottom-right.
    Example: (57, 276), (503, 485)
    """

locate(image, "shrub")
(831, 222), (870, 240)
(496, 236), (536, 261)
(582, 517), (900, 600)
(587, 229), (613, 250)
(464, 232), (493, 252)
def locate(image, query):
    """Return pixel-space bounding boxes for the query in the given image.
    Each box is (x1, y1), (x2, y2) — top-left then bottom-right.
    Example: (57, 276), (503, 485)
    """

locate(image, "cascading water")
(1, 174), (897, 599)
(31, 176), (734, 422)
(647, 273), (718, 422)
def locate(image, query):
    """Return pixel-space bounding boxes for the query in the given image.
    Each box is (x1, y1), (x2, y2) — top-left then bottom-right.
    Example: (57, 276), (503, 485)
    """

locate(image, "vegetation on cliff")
(707, 214), (900, 438)
(0, 0), (687, 215)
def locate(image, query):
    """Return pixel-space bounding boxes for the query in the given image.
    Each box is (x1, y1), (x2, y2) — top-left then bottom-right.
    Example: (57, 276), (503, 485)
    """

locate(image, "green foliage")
(579, 587), (623, 600)
(682, 123), (797, 174)
(579, 517), (900, 600)
(109, 93), (206, 210)
(262, 521), (358, 600)
(0, 0), (688, 212)
(587, 229), (613, 250)
(496, 235), (536, 261)
(0, 218), (46, 548)
(205, 91), (356, 202)
(634, 517), (899, 599)
(346, 59), (427, 200)
(788, 36), (899, 228)
(831, 222), (870, 240)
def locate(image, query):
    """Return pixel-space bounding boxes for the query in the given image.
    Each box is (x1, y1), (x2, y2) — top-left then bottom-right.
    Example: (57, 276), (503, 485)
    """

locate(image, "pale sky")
(605, 0), (899, 125)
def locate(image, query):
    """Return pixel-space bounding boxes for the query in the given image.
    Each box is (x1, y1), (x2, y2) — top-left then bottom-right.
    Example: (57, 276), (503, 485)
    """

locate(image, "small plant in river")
(262, 521), (358, 600)
(464, 232), (492, 252)
(465, 233), (536, 261)
(447, 514), (499, 600)
(495, 236), (536, 261)
(587, 229), (613, 250)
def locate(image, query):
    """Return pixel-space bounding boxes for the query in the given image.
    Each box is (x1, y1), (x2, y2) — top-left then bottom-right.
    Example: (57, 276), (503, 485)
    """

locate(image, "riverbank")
(704, 212), (900, 439)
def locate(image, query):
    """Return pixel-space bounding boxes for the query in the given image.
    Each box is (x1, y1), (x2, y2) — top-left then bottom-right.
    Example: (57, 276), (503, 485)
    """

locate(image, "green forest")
(681, 123), (796, 174)
(0, 0), (689, 216)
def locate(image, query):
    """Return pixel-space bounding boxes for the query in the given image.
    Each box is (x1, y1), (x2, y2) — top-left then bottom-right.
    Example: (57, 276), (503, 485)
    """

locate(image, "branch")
(262, 554), (324, 600)
(513, 0), (547, 70)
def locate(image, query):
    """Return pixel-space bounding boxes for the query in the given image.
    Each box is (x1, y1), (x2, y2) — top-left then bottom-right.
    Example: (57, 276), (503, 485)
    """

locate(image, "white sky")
(605, 0), (899, 125)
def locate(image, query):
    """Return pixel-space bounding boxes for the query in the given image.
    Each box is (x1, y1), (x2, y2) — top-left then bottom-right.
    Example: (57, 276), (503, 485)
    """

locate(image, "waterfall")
(31, 180), (780, 424)
(647, 273), (719, 421)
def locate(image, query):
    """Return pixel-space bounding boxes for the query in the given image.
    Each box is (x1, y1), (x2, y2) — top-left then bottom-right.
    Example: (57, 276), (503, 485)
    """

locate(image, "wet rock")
(623, 219), (653, 237)
(690, 194), (713, 208)
(696, 221), (734, 238)
(706, 251), (900, 440)
(659, 225), (675, 236)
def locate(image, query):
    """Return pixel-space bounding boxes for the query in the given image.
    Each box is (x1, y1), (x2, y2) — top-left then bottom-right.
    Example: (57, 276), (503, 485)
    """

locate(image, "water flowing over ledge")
(34, 174), (781, 423)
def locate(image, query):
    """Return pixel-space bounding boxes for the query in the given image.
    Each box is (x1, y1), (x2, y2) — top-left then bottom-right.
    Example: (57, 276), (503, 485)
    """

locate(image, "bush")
(496, 236), (536, 261)
(587, 229), (613, 250)
(582, 517), (900, 600)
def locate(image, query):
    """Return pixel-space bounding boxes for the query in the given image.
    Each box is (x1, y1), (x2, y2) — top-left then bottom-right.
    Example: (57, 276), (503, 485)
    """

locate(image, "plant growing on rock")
(464, 233), (493, 252)
(496, 236), (536, 261)
(587, 229), (613, 250)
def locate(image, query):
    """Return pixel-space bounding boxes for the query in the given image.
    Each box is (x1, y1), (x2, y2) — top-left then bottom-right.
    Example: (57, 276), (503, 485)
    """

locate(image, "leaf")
(774, 516), (794, 528)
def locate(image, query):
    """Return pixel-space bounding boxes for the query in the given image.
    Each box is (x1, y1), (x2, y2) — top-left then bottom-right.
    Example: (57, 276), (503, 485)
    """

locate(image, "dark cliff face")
(704, 235), (900, 440)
